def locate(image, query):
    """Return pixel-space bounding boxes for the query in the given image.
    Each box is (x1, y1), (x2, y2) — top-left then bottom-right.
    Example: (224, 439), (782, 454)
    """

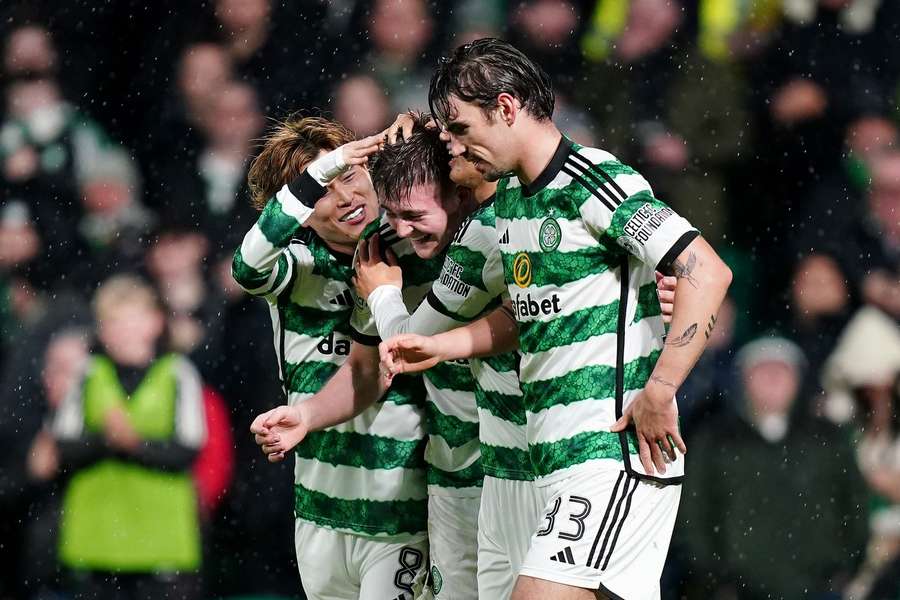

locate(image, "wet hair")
(370, 112), (452, 206)
(247, 114), (355, 210)
(428, 38), (554, 125)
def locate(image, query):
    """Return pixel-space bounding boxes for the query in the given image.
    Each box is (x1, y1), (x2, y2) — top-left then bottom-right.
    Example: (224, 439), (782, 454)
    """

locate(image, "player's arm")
(232, 135), (382, 296)
(250, 341), (386, 462)
(612, 239), (732, 474)
(380, 304), (519, 376)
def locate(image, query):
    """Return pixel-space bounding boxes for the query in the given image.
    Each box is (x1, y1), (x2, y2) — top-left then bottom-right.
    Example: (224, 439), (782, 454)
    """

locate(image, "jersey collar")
(520, 136), (573, 197)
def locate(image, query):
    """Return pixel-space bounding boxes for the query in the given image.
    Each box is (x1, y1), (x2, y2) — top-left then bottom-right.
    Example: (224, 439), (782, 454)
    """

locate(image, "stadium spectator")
(332, 74), (392, 137)
(681, 336), (868, 599)
(789, 253), (853, 393)
(154, 80), (262, 260)
(366, 0), (435, 113)
(21, 328), (89, 600)
(52, 275), (206, 600)
(822, 307), (900, 599)
(142, 42), (235, 195)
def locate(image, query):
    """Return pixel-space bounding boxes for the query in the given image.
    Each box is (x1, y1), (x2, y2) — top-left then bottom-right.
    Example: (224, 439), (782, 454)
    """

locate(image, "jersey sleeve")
(231, 180), (321, 298)
(428, 216), (505, 322)
(575, 150), (699, 274)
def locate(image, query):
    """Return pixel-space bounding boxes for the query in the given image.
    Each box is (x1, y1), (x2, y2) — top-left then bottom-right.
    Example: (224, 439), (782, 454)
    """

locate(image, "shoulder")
(451, 206), (497, 254)
(566, 145), (650, 200)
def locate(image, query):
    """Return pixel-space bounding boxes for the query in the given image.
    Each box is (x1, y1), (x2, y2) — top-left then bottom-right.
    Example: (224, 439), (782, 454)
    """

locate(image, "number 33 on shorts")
(520, 470), (681, 598)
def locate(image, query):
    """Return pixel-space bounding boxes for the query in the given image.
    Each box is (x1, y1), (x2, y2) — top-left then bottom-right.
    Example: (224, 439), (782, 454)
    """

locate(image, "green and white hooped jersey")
(494, 138), (698, 485)
(428, 201), (533, 482)
(233, 184), (428, 540)
(352, 215), (484, 496)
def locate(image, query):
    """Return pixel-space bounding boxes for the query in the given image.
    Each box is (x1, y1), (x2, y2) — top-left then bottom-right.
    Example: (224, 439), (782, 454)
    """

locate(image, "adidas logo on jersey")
(549, 546), (576, 565)
(499, 229), (510, 244)
(317, 332), (350, 356)
(329, 290), (355, 307)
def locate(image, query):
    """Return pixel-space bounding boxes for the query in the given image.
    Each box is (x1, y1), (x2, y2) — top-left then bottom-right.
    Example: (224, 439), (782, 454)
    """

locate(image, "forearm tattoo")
(704, 314), (718, 340)
(650, 375), (678, 390)
(665, 323), (697, 347)
(671, 252), (699, 289)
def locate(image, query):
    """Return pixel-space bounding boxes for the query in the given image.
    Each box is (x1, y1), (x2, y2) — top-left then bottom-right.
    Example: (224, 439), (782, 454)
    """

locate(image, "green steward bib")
(59, 354), (201, 572)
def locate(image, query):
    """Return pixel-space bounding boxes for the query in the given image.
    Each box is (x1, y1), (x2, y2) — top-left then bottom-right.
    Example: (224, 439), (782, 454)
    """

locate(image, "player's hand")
(338, 134), (384, 167)
(250, 405), (309, 463)
(610, 389), (686, 476)
(380, 334), (446, 377)
(655, 271), (676, 324)
(352, 235), (401, 300)
(380, 112), (437, 144)
(381, 113), (416, 144)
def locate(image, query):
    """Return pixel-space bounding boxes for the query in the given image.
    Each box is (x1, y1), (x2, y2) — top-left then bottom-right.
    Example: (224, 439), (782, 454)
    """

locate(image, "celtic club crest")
(539, 217), (561, 252)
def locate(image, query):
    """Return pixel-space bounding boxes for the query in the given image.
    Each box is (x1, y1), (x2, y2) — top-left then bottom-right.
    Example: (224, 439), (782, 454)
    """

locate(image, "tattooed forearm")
(671, 252), (699, 289)
(704, 314), (718, 340)
(650, 375), (678, 390)
(665, 323), (697, 347)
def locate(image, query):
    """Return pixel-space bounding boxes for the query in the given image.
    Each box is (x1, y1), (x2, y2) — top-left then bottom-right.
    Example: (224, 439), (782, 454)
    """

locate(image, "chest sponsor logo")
(317, 332), (350, 355)
(512, 292), (562, 318)
(539, 217), (562, 252)
(618, 203), (674, 251)
(512, 253), (532, 288)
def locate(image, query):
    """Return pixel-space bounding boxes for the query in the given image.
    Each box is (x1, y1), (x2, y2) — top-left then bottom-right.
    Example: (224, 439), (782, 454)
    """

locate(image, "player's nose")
(447, 137), (466, 158)
(395, 220), (414, 238)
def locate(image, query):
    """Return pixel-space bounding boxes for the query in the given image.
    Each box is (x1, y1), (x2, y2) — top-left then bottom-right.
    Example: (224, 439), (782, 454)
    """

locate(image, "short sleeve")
(429, 217), (505, 322)
(574, 151), (698, 274)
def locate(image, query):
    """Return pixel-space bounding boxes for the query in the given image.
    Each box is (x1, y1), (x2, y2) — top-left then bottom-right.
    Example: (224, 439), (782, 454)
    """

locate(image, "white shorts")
(295, 520), (429, 600)
(520, 466), (681, 600)
(477, 476), (544, 600)
(427, 494), (480, 599)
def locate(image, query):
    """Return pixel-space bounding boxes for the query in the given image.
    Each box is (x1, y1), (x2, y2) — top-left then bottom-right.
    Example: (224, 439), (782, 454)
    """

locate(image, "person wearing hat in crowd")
(680, 336), (869, 600)
(823, 307), (900, 600)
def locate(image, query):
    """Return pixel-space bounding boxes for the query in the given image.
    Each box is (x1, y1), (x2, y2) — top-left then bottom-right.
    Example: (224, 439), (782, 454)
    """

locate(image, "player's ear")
(496, 93), (518, 126)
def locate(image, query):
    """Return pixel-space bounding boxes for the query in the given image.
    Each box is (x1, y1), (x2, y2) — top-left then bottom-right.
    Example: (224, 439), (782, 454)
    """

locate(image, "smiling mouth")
(339, 206), (364, 223)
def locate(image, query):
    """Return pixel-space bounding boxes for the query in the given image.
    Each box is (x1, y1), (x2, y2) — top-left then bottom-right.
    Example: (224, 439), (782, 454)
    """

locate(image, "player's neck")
(325, 239), (356, 257)
(474, 181), (497, 203)
(515, 123), (563, 186)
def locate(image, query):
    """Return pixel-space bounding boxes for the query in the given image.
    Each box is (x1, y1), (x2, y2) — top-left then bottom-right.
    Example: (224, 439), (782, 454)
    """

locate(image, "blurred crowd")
(0, 0), (898, 599)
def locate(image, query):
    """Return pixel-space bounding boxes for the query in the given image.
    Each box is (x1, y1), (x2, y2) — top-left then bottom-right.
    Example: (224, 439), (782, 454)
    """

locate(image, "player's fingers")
(660, 303), (674, 324)
(249, 413), (270, 435)
(655, 270), (664, 284)
(268, 451), (285, 463)
(262, 406), (291, 429)
(385, 248), (399, 266)
(657, 289), (675, 304)
(660, 275), (677, 291)
(368, 235), (382, 264)
(648, 436), (667, 474)
(637, 434), (654, 475)
(401, 119), (414, 141)
(671, 430), (687, 455)
(609, 413), (631, 432)
(262, 442), (283, 455)
(658, 435), (676, 462)
(356, 238), (369, 264)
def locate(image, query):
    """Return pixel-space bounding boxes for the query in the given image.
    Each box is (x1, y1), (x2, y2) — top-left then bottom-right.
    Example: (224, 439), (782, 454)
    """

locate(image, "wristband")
(306, 146), (349, 186)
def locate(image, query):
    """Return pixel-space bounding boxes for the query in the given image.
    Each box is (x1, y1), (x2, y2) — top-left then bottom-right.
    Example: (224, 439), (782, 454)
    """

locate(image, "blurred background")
(0, 1), (898, 599)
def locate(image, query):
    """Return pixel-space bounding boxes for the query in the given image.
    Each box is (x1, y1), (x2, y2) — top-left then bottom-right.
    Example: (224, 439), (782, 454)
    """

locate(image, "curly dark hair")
(428, 38), (555, 126)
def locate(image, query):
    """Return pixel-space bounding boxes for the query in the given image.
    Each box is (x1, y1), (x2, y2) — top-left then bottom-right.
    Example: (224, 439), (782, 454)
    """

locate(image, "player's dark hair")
(370, 112), (452, 206)
(428, 38), (554, 125)
(247, 114), (355, 211)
